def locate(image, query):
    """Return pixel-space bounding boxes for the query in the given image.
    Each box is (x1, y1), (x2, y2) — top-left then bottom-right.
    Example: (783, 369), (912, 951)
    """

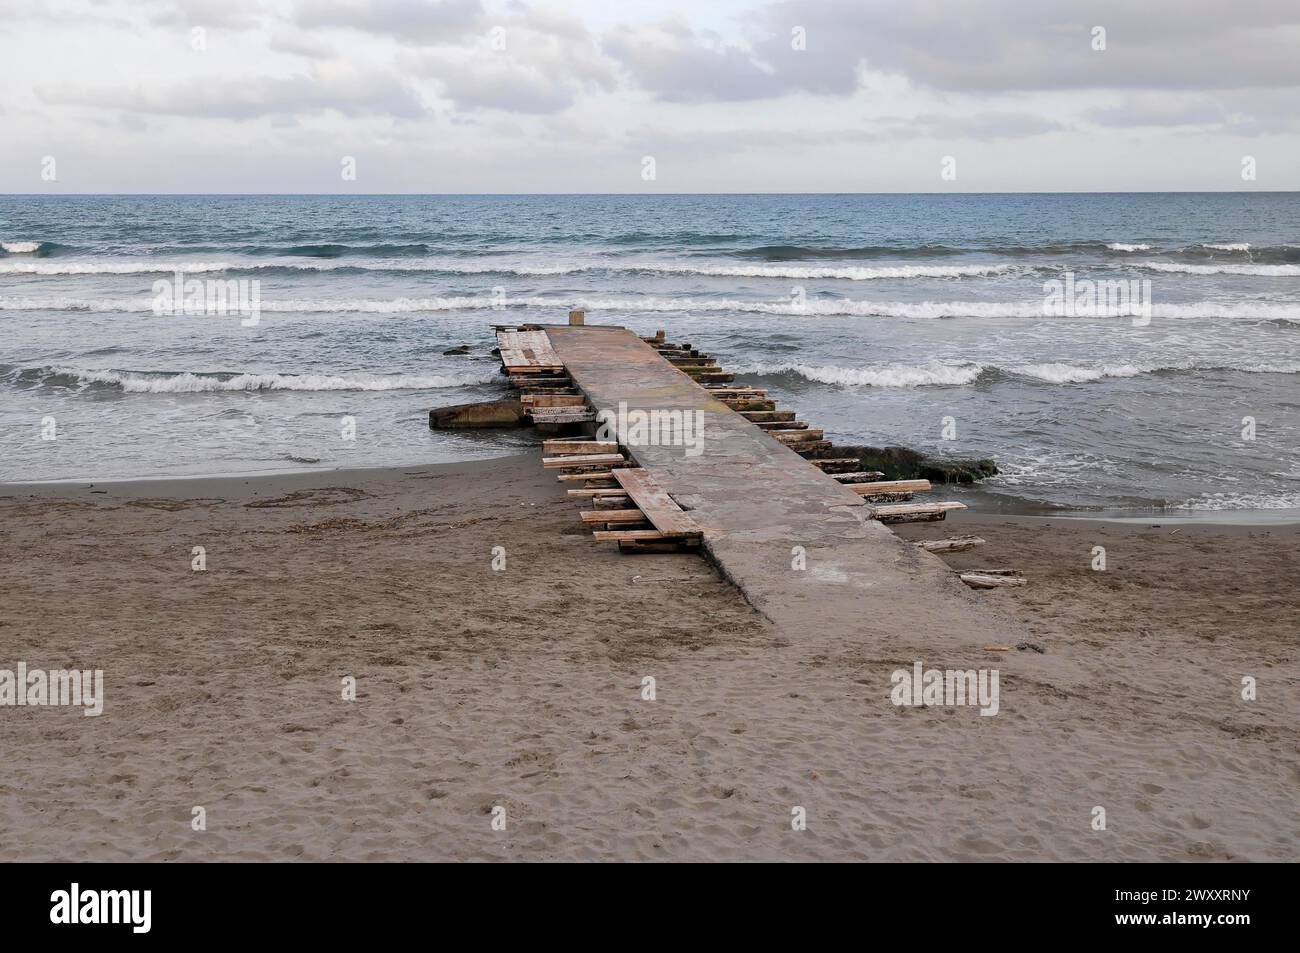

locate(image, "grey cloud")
(410, 9), (616, 114)
(754, 0), (1300, 94)
(37, 69), (428, 120)
(292, 0), (484, 42)
(601, 20), (790, 102)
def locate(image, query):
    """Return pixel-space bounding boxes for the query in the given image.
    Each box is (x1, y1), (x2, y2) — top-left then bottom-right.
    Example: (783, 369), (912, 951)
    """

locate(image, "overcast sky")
(2, 0), (1298, 193)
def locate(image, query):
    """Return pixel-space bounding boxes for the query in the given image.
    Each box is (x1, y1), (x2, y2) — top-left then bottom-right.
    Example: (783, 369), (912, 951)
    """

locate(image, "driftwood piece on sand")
(915, 535), (987, 553)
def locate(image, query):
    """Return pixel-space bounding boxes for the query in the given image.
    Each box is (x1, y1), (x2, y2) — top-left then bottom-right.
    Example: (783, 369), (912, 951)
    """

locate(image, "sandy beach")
(1, 453), (1295, 862)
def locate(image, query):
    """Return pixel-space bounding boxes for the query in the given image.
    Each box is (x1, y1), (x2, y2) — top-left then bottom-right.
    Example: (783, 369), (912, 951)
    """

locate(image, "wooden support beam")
(542, 439), (618, 455)
(580, 509), (646, 524)
(521, 394), (587, 407)
(555, 470), (615, 481)
(770, 428), (824, 442)
(872, 502), (967, 523)
(792, 441), (832, 455)
(566, 487), (633, 498)
(832, 471), (887, 483)
(755, 420), (808, 431)
(528, 409), (596, 424)
(847, 479), (931, 495)
(740, 410), (794, 422)
(719, 399), (776, 412)
(592, 529), (682, 541)
(617, 539), (700, 553)
(543, 453), (626, 469)
(591, 495), (631, 509)
(808, 458), (861, 473)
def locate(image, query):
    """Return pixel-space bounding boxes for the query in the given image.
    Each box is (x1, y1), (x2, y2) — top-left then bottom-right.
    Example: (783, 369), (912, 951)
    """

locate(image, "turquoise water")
(2, 193), (1298, 512)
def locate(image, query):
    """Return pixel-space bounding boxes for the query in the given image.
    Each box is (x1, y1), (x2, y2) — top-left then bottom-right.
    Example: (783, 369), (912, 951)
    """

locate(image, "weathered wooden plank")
(542, 439), (618, 455)
(497, 329), (563, 371)
(857, 491), (914, 503)
(522, 394), (587, 408)
(719, 399), (776, 412)
(755, 420), (808, 431)
(847, 479), (931, 495)
(612, 468), (701, 538)
(873, 501), (967, 523)
(592, 529), (679, 541)
(528, 410), (595, 423)
(770, 429), (824, 442)
(807, 457), (860, 472)
(960, 572), (1027, 589)
(555, 470), (615, 481)
(591, 495), (631, 508)
(567, 487), (633, 498)
(832, 471), (887, 483)
(543, 453), (626, 469)
(579, 508), (645, 524)
(740, 410), (795, 422)
(792, 440), (832, 455)
(916, 535), (986, 553)
(617, 539), (701, 553)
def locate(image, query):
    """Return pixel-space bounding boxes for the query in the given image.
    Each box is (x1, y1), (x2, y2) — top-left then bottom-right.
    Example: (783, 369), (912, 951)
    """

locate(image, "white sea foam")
(731, 361), (986, 387)
(6, 294), (1300, 322)
(65, 369), (496, 393)
(1011, 362), (1159, 383)
(630, 263), (1016, 280)
(1201, 242), (1251, 251)
(1138, 261), (1300, 277)
(1106, 243), (1151, 252)
(0, 241), (42, 253)
(0, 258), (1014, 280)
(731, 359), (1300, 388)
(1176, 491), (1300, 510)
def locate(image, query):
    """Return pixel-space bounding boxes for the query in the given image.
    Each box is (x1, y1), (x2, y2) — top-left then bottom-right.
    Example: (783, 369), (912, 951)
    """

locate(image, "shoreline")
(5, 452), (1299, 527)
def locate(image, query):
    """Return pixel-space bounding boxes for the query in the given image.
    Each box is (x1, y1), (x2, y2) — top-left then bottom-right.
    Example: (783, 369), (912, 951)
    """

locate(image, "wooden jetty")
(482, 314), (1023, 624)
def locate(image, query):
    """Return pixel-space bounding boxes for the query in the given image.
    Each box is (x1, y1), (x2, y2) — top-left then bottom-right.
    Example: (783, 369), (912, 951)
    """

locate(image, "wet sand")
(1, 454), (1295, 861)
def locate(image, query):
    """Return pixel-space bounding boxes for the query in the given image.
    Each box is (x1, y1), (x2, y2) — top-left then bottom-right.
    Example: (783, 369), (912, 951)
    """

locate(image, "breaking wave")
(8, 366), (497, 393)
(731, 359), (1300, 388)
(6, 294), (1300, 321)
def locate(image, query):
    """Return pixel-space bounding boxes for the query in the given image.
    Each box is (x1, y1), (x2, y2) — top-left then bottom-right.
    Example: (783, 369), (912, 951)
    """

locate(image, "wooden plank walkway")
(496, 329), (563, 372)
(542, 324), (1008, 639)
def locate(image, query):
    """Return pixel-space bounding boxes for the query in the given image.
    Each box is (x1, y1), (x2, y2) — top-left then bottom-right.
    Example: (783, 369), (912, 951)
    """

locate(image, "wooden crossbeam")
(566, 487), (633, 498)
(740, 410), (794, 422)
(770, 429), (823, 442)
(543, 453), (626, 469)
(808, 458), (860, 473)
(792, 441), (832, 455)
(872, 502), (967, 523)
(522, 394), (586, 407)
(555, 470), (615, 481)
(542, 440), (618, 455)
(847, 479), (931, 495)
(592, 529), (681, 541)
(755, 420), (808, 431)
(579, 509), (646, 524)
(832, 471), (887, 483)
